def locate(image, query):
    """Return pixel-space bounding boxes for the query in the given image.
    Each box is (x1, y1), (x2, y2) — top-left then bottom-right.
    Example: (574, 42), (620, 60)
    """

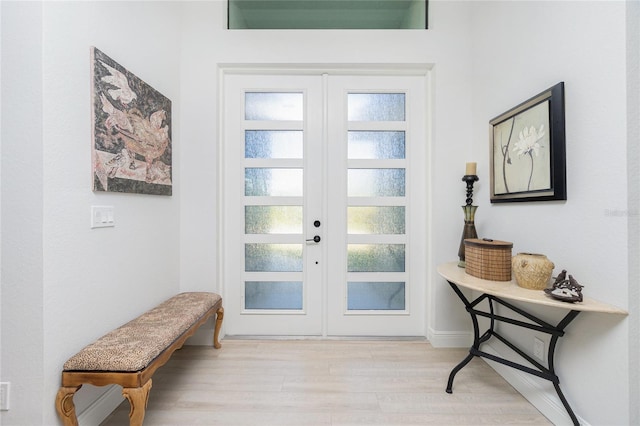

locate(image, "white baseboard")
(77, 385), (123, 426)
(481, 343), (589, 426)
(183, 325), (216, 345)
(426, 327), (472, 348)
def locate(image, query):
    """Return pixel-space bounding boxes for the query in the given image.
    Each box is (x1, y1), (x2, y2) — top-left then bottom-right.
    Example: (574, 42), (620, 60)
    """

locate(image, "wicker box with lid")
(464, 238), (513, 281)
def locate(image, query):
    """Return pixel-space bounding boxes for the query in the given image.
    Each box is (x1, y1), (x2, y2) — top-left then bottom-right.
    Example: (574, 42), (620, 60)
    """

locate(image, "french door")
(222, 70), (428, 337)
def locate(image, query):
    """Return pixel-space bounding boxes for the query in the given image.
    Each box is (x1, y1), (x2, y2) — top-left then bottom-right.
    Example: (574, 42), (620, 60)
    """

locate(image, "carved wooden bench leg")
(55, 385), (82, 426)
(122, 379), (152, 426)
(214, 306), (224, 349)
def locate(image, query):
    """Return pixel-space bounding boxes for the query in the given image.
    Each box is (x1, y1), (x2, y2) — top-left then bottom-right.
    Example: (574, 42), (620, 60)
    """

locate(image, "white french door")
(222, 70), (427, 337)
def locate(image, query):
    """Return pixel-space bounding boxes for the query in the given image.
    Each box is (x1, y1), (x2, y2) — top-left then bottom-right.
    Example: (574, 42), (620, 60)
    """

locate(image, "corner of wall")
(1, 1), (45, 424)
(626, 0), (640, 423)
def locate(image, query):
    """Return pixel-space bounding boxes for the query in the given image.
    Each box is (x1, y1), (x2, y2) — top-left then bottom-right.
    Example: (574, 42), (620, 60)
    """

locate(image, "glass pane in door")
(245, 168), (303, 196)
(245, 92), (303, 120)
(348, 206), (405, 234)
(348, 131), (405, 159)
(347, 93), (406, 121)
(348, 169), (406, 197)
(245, 281), (303, 310)
(245, 130), (303, 159)
(245, 206), (303, 234)
(245, 244), (303, 272)
(347, 282), (405, 310)
(347, 244), (405, 272)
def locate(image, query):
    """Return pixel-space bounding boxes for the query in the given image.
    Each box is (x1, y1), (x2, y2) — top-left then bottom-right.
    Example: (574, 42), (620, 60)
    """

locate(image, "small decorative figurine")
(544, 271), (584, 303)
(553, 269), (567, 285)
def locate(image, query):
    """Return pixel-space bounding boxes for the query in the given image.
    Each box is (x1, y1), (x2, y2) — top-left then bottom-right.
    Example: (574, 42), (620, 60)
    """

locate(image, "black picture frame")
(489, 82), (566, 203)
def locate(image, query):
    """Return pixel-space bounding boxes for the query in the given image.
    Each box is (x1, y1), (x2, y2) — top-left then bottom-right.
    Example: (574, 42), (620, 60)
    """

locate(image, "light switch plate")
(91, 206), (115, 228)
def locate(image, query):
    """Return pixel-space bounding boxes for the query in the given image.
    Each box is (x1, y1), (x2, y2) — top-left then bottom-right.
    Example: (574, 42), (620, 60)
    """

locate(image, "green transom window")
(228, 0), (428, 29)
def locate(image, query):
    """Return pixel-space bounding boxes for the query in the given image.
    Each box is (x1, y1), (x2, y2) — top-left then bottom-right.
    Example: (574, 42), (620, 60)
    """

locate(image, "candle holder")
(458, 174), (479, 267)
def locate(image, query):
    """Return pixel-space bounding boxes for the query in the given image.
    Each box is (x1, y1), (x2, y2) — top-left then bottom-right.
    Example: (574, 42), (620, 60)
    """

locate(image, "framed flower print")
(489, 82), (566, 203)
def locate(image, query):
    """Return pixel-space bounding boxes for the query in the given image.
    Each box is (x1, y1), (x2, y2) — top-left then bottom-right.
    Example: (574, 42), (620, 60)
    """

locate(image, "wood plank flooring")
(100, 339), (551, 425)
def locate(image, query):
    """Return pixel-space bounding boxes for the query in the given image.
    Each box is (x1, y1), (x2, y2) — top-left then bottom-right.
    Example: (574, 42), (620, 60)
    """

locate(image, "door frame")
(217, 63), (434, 338)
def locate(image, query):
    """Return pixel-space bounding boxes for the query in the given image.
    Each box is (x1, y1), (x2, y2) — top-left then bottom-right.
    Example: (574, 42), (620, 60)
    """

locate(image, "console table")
(438, 262), (627, 425)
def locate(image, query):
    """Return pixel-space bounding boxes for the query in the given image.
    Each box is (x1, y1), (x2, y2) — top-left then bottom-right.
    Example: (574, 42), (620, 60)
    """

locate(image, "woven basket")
(512, 253), (555, 290)
(464, 238), (513, 281)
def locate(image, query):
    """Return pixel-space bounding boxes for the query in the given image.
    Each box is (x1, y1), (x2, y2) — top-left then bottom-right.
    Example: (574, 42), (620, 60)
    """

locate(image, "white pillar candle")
(465, 162), (477, 175)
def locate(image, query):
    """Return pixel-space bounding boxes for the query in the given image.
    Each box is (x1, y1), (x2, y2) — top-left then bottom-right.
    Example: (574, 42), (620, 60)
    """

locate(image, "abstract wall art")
(91, 47), (172, 195)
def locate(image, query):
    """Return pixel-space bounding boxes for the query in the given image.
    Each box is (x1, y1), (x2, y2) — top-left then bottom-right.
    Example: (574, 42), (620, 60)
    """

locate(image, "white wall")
(469, 1), (634, 424)
(2, 1), (183, 424)
(1, 2), (45, 424)
(0, 2), (3, 412)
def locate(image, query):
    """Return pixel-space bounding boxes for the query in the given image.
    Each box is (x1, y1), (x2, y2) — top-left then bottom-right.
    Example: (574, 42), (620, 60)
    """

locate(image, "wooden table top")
(438, 262), (628, 315)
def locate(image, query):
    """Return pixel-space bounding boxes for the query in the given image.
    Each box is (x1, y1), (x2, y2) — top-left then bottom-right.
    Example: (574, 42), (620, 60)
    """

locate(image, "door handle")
(306, 235), (321, 243)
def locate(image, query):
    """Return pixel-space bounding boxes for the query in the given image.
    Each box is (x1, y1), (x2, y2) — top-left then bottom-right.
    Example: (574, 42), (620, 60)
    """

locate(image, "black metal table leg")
(445, 281), (493, 393)
(446, 352), (474, 393)
(444, 280), (581, 425)
(547, 310), (581, 425)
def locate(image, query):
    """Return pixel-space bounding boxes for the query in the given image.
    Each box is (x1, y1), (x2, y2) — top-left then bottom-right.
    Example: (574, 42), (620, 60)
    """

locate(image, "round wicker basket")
(512, 253), (554, 290)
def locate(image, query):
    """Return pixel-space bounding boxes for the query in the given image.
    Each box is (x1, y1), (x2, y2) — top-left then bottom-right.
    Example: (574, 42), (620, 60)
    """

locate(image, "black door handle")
(306, 235), (321, 243)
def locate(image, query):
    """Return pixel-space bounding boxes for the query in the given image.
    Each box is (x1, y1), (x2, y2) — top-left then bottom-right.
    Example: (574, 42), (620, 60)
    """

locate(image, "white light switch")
(91, 206), (115, 228)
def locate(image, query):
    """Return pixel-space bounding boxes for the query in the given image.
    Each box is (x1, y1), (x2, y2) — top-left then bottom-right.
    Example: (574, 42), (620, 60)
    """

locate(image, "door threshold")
(223, 335), (427, 341)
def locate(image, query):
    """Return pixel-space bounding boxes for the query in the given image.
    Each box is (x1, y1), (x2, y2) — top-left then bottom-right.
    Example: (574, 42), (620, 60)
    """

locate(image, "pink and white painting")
(91, 47), (172, 195)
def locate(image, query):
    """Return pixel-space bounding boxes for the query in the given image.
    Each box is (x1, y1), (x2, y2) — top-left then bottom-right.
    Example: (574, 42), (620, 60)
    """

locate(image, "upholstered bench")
(55, 292), (223, 426)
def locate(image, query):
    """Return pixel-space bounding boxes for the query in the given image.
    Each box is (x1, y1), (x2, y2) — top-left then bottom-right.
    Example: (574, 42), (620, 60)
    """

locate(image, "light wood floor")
(101, 339), (551, 425)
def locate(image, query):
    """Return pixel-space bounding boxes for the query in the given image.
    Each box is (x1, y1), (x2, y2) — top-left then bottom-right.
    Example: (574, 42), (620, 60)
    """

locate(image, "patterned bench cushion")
(63, 292), (221, 372)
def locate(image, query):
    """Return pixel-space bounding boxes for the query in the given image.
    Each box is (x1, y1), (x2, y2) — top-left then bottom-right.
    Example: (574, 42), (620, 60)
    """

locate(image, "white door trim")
(217, 63), (434, 338)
